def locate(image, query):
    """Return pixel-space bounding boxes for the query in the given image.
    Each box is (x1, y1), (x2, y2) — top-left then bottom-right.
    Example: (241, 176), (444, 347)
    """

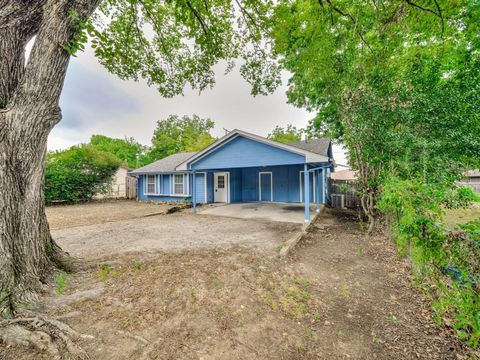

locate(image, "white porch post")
(304, 163), (310, 223)
(324, 167), (328, 205)
(316, 169), (321, 212)
(192, 171), (196, 214)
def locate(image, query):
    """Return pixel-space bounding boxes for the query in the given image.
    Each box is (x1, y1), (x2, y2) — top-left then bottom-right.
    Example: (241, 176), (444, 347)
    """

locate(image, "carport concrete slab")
(200, 202), (318, 224)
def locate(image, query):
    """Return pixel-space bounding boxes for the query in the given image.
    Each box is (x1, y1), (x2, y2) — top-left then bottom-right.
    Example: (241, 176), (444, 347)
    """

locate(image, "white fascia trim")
(175, 129), (329, 170)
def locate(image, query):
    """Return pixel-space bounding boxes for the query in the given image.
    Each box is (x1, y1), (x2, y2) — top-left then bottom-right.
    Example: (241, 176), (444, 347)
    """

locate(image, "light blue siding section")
(190, 136), (305, 170)
(194, 173), (206, 204)
(160, 174), (170, 194)
(138, 173), (191, 202)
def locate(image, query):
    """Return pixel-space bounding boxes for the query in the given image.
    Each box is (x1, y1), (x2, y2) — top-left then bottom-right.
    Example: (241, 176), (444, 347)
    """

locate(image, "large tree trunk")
(0, 0), (100, 316)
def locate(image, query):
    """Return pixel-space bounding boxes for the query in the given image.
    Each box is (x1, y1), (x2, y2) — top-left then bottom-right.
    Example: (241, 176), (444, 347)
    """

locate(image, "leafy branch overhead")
(70, 0), (282, 96)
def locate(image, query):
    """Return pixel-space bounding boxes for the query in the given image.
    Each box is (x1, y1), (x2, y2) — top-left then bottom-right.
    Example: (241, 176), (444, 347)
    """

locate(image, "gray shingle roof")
(287, 138), (331, 157)
(130, 152), (197, 174)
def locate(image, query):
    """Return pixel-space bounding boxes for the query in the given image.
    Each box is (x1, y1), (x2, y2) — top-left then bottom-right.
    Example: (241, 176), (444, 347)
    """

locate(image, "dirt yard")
(48, 202), (300, 258)
(2, 205), (475, 359)
(46, 200), (172, 230)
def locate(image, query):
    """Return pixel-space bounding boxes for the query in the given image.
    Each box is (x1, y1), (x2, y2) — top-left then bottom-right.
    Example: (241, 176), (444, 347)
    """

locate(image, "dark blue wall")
(137, 164), (329, 204)
(227, 164), (319, 203)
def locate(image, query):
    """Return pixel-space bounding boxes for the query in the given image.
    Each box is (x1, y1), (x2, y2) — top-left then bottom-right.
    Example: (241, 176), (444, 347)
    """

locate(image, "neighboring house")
(459, 170), (480, 193)
(95, 165), (131, 199)
(129, 129), (334, 222)
(329, 169), (359, 209)
(330, 169), (356, 182)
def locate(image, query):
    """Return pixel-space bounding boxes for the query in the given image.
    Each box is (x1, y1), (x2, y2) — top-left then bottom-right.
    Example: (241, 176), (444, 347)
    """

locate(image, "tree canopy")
(267, 125), (303, 143)
(90, 134), (145, 168)
(272, 0), (480, 215)
(271, 0), (480, 347)
(143, 114), (216, 164)
(74, 0), (281, 97)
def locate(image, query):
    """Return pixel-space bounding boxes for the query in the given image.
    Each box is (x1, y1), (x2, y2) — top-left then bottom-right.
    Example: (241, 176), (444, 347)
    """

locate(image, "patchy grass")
(98, 264), (119, 281)
(4, 209), (473, 360)
(445, 205), (480, 228)
(55, 273), (70, 295)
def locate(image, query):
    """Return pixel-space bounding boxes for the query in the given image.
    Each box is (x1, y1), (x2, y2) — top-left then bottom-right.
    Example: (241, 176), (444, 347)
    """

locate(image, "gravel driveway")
(52, 212), (301, 259)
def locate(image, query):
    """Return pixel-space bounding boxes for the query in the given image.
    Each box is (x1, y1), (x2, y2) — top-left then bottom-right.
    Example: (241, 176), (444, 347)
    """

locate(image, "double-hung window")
(146, 175), (156, 194)
(174, 174), (184, 195)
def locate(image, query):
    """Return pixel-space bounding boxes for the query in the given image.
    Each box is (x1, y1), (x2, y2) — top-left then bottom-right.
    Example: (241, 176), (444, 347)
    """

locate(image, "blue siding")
(194, 173), (206, 204)
(209, 164), (318, 203)
(260, 173), (272, 201)
(300, 171), (316, 203)
(137, 174), (191, 202)
(136, 164), (330, 204)
(238, 165), (305, 203)
(160, 174), (170, 194)
(207, 172), (214, 203)
(190, 136), (305, 170)
(230, 169), (243, 202)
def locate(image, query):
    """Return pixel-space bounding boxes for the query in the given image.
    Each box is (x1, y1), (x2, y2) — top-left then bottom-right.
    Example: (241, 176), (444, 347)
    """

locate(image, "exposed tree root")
(0, 314), (93, 359)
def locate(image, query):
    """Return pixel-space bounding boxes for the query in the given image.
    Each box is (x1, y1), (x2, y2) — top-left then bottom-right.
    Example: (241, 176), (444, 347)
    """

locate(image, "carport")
(175, 129), (334, 223)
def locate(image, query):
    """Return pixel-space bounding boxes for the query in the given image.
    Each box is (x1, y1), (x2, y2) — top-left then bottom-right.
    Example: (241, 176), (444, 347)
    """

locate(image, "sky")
(50, 46), (348, 166)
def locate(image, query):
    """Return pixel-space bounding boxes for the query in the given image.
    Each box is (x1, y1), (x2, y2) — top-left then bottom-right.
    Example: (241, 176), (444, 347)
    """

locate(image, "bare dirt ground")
(46, 200), (172, 230)
(2, 206), (475, 359)
(51, 211), (300, 258)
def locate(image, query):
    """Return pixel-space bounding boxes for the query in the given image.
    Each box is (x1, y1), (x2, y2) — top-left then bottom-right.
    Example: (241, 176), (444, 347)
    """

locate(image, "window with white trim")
(174, 174), (184, 194)
(146, 175), (156, 194)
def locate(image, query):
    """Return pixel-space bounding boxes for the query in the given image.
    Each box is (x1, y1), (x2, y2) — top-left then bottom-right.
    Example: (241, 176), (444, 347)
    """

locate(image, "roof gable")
(189, 135), (306, 170)
(176, 129), (329, 170)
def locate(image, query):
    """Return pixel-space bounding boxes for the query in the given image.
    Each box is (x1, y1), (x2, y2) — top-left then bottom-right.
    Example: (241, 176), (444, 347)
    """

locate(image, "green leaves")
(62, 11), (94, 56)
(143, 114), (216, 163)
(271, 0), (480, 348)
(88, 0), (279, 96)
(267, 125), (303, 143)
(90, 134), (145, 169)
(45, 145), (122, 204)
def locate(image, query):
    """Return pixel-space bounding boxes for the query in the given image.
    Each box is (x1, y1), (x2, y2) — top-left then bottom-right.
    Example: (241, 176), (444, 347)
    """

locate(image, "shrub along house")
(129, 129), (334, 222)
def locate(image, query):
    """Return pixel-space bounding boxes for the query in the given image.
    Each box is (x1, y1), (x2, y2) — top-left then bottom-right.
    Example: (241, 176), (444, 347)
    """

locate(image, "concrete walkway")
(199, 202), (318, 224)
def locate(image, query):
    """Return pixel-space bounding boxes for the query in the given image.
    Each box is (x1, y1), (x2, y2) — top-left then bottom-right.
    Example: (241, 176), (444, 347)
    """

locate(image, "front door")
(259, 172), (272, 202)
(214, 172), (228, 203)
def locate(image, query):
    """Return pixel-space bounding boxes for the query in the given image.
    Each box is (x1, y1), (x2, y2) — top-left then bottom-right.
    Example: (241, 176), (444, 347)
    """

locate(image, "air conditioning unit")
(331, 194), (345, 209)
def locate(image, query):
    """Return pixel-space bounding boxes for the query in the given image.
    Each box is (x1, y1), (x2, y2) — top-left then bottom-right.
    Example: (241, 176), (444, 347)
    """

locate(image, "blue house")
(130, 129), (334, 222)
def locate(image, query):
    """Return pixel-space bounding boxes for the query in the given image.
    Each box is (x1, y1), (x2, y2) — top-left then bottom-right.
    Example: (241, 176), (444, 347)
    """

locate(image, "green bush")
(378, 177), (480, 348)
(45, 145), (121, 204)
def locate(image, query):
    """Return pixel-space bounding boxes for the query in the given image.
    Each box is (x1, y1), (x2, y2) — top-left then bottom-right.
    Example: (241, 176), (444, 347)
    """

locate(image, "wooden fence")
(329, 180), (360, 210)
(125, 176), (137, 199)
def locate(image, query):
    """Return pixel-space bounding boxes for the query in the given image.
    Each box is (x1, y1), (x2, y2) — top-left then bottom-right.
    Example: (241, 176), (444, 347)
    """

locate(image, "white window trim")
(170, 173), (190, 196)
(144, 174), (158, 195)
(258, 171), (273, 202)
(299, 170), (316, 203)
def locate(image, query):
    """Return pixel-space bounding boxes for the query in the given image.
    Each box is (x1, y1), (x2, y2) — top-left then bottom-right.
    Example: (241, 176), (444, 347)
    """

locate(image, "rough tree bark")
(0, 0), (101, 316)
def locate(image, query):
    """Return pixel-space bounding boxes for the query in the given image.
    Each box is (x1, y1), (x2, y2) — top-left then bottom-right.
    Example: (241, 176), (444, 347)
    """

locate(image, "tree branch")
(325, 0), (372, 51)
(404, 0), (438, 17)
(405, 0), (444, 34)
(186, 1), (209, 36)
(235, 0), (259, 29)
